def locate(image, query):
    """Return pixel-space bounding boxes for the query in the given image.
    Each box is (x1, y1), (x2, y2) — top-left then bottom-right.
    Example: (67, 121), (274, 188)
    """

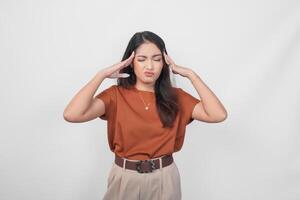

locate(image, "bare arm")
(163, 51), (227, 123)
(188, 71), (227, 122)
(63, 51), (135, 123)
(63, 71), (107, 122)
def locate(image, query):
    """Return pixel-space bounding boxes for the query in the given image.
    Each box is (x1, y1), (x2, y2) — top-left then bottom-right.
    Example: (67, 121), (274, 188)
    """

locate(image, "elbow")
(217, 112), (228, 122)
(210, 111), (227, 123)
(63, 111), (74, 122)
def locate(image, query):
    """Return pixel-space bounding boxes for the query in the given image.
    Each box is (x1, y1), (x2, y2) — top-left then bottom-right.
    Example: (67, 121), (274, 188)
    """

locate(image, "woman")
(63, 31), (227, 200)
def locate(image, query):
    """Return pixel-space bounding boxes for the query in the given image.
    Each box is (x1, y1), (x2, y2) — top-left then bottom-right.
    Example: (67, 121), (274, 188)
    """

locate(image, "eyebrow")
(136, 54), (162, 58)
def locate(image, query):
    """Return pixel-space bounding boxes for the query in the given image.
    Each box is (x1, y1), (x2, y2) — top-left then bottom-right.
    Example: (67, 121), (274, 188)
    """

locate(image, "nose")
(145, 60), (154, 70)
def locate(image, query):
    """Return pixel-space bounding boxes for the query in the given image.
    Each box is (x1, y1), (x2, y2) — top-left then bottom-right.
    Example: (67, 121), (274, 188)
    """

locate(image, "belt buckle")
(136, 159), (156, 173)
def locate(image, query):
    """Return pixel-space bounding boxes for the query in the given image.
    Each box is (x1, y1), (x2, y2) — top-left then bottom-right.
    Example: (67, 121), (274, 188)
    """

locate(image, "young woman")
(63, 31), (227, 200)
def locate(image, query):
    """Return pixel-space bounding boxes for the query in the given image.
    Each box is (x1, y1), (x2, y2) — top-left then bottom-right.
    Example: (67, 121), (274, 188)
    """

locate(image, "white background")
(1, 0), (299, 199)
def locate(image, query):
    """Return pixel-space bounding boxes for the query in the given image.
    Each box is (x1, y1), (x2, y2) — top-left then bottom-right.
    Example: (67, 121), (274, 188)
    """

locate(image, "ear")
(163, 53), (170, 65)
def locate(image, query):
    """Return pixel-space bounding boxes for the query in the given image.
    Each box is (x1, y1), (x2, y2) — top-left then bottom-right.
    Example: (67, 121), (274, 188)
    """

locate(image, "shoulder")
(172, 87), (187, 92)
(173, 87), (195, 94)
(104, 84), (118, 92)
(173, 87), (200, 103)
(103, 84), (134, 96)
(171, 87), (180, 92)
(172, 87), (185, 95)
(109, 84), (118, 89)
(95, 84), (118, 99)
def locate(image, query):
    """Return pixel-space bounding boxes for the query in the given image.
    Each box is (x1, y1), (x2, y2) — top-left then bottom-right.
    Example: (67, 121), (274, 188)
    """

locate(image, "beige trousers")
(103, 155), (182, 200)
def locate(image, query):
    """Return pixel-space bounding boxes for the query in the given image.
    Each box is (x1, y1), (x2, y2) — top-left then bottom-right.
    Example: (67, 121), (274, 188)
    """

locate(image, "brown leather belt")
(115, 154), (174, 173)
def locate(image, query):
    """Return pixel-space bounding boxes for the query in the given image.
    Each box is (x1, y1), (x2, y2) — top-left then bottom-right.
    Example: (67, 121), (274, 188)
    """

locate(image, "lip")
(144, 71), (154, 76)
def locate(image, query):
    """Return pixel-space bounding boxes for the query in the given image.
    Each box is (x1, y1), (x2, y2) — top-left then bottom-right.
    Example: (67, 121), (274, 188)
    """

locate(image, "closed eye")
(138, 59), (161, 62)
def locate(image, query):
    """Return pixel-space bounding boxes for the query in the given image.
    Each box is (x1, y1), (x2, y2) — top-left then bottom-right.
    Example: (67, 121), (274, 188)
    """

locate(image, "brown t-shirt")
(95, 85), (201, 160)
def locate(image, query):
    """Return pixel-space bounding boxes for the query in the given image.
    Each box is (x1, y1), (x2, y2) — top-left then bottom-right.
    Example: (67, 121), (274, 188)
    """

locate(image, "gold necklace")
(137, 91), (151, 110)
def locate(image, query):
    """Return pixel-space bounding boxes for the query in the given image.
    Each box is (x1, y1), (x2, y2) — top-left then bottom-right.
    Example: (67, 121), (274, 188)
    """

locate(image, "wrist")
(96, 70), (107, 80)
(187, 70), (199, 81)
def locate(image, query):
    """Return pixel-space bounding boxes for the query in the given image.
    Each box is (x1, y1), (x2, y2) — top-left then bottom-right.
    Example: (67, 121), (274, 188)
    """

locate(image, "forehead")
(135, 42), (161, 56)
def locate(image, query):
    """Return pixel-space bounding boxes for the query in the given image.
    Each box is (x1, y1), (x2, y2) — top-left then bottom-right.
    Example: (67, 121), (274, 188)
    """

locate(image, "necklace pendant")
(145, 106), (149, 110)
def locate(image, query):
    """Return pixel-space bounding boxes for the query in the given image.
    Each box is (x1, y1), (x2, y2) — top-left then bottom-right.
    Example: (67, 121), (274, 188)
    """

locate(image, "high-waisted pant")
(102, 155), (182, 200)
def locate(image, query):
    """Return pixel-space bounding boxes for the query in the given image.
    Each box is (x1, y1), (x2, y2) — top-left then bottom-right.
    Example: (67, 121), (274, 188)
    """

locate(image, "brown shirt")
(95, 85), (201, 160)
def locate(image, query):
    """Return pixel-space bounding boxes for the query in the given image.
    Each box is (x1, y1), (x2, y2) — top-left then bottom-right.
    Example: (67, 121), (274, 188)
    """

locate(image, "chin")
(142, 78), (156, 83)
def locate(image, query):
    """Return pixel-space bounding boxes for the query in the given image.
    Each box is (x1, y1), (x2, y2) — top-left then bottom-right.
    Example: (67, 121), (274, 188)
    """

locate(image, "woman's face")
(132, 42), (164, 85)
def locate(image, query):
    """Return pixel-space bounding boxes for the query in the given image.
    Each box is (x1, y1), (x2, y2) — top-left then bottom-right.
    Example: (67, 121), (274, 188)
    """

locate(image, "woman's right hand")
(100, 51), (135, 79)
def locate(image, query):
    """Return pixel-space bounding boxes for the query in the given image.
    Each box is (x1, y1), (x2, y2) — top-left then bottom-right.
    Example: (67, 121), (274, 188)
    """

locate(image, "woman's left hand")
(163, 51), (193, 78)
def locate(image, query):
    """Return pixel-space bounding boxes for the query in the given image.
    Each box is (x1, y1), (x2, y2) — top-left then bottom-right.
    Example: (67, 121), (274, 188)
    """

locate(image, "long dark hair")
(117, 31), (179, 128)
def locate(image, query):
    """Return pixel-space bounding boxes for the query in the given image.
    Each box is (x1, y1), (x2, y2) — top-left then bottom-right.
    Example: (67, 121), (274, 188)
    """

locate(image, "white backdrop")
(1, 0), (299, 199)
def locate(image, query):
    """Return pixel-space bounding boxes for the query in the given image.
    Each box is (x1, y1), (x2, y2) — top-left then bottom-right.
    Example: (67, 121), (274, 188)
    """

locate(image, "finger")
(165, 53), (173, 65)
(128, 53), (135, 63)
(118, 73), (130, 78)
(167, 57), (175, 66)
(128, 51), (135, 60)
(118, 59), (131, 69)
(115, 52), (135, 72)
(166, 53), (174, 63)
(129, 51), (135, 61)
(123, 51), (135, 65)
(120, 52), (134, 63)
(123, 59), (133, 67)
(163, 52), (170, 65)
(114, 62), (125, 71)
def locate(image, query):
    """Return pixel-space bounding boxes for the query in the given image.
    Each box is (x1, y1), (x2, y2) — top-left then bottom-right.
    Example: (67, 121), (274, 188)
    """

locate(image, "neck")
(134, 84), (155, 92)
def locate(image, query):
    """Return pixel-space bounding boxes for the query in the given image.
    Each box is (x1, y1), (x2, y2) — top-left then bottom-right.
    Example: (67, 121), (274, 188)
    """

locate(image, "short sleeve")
(177, 88), (201, 125)
(95, 85), (116, 120)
